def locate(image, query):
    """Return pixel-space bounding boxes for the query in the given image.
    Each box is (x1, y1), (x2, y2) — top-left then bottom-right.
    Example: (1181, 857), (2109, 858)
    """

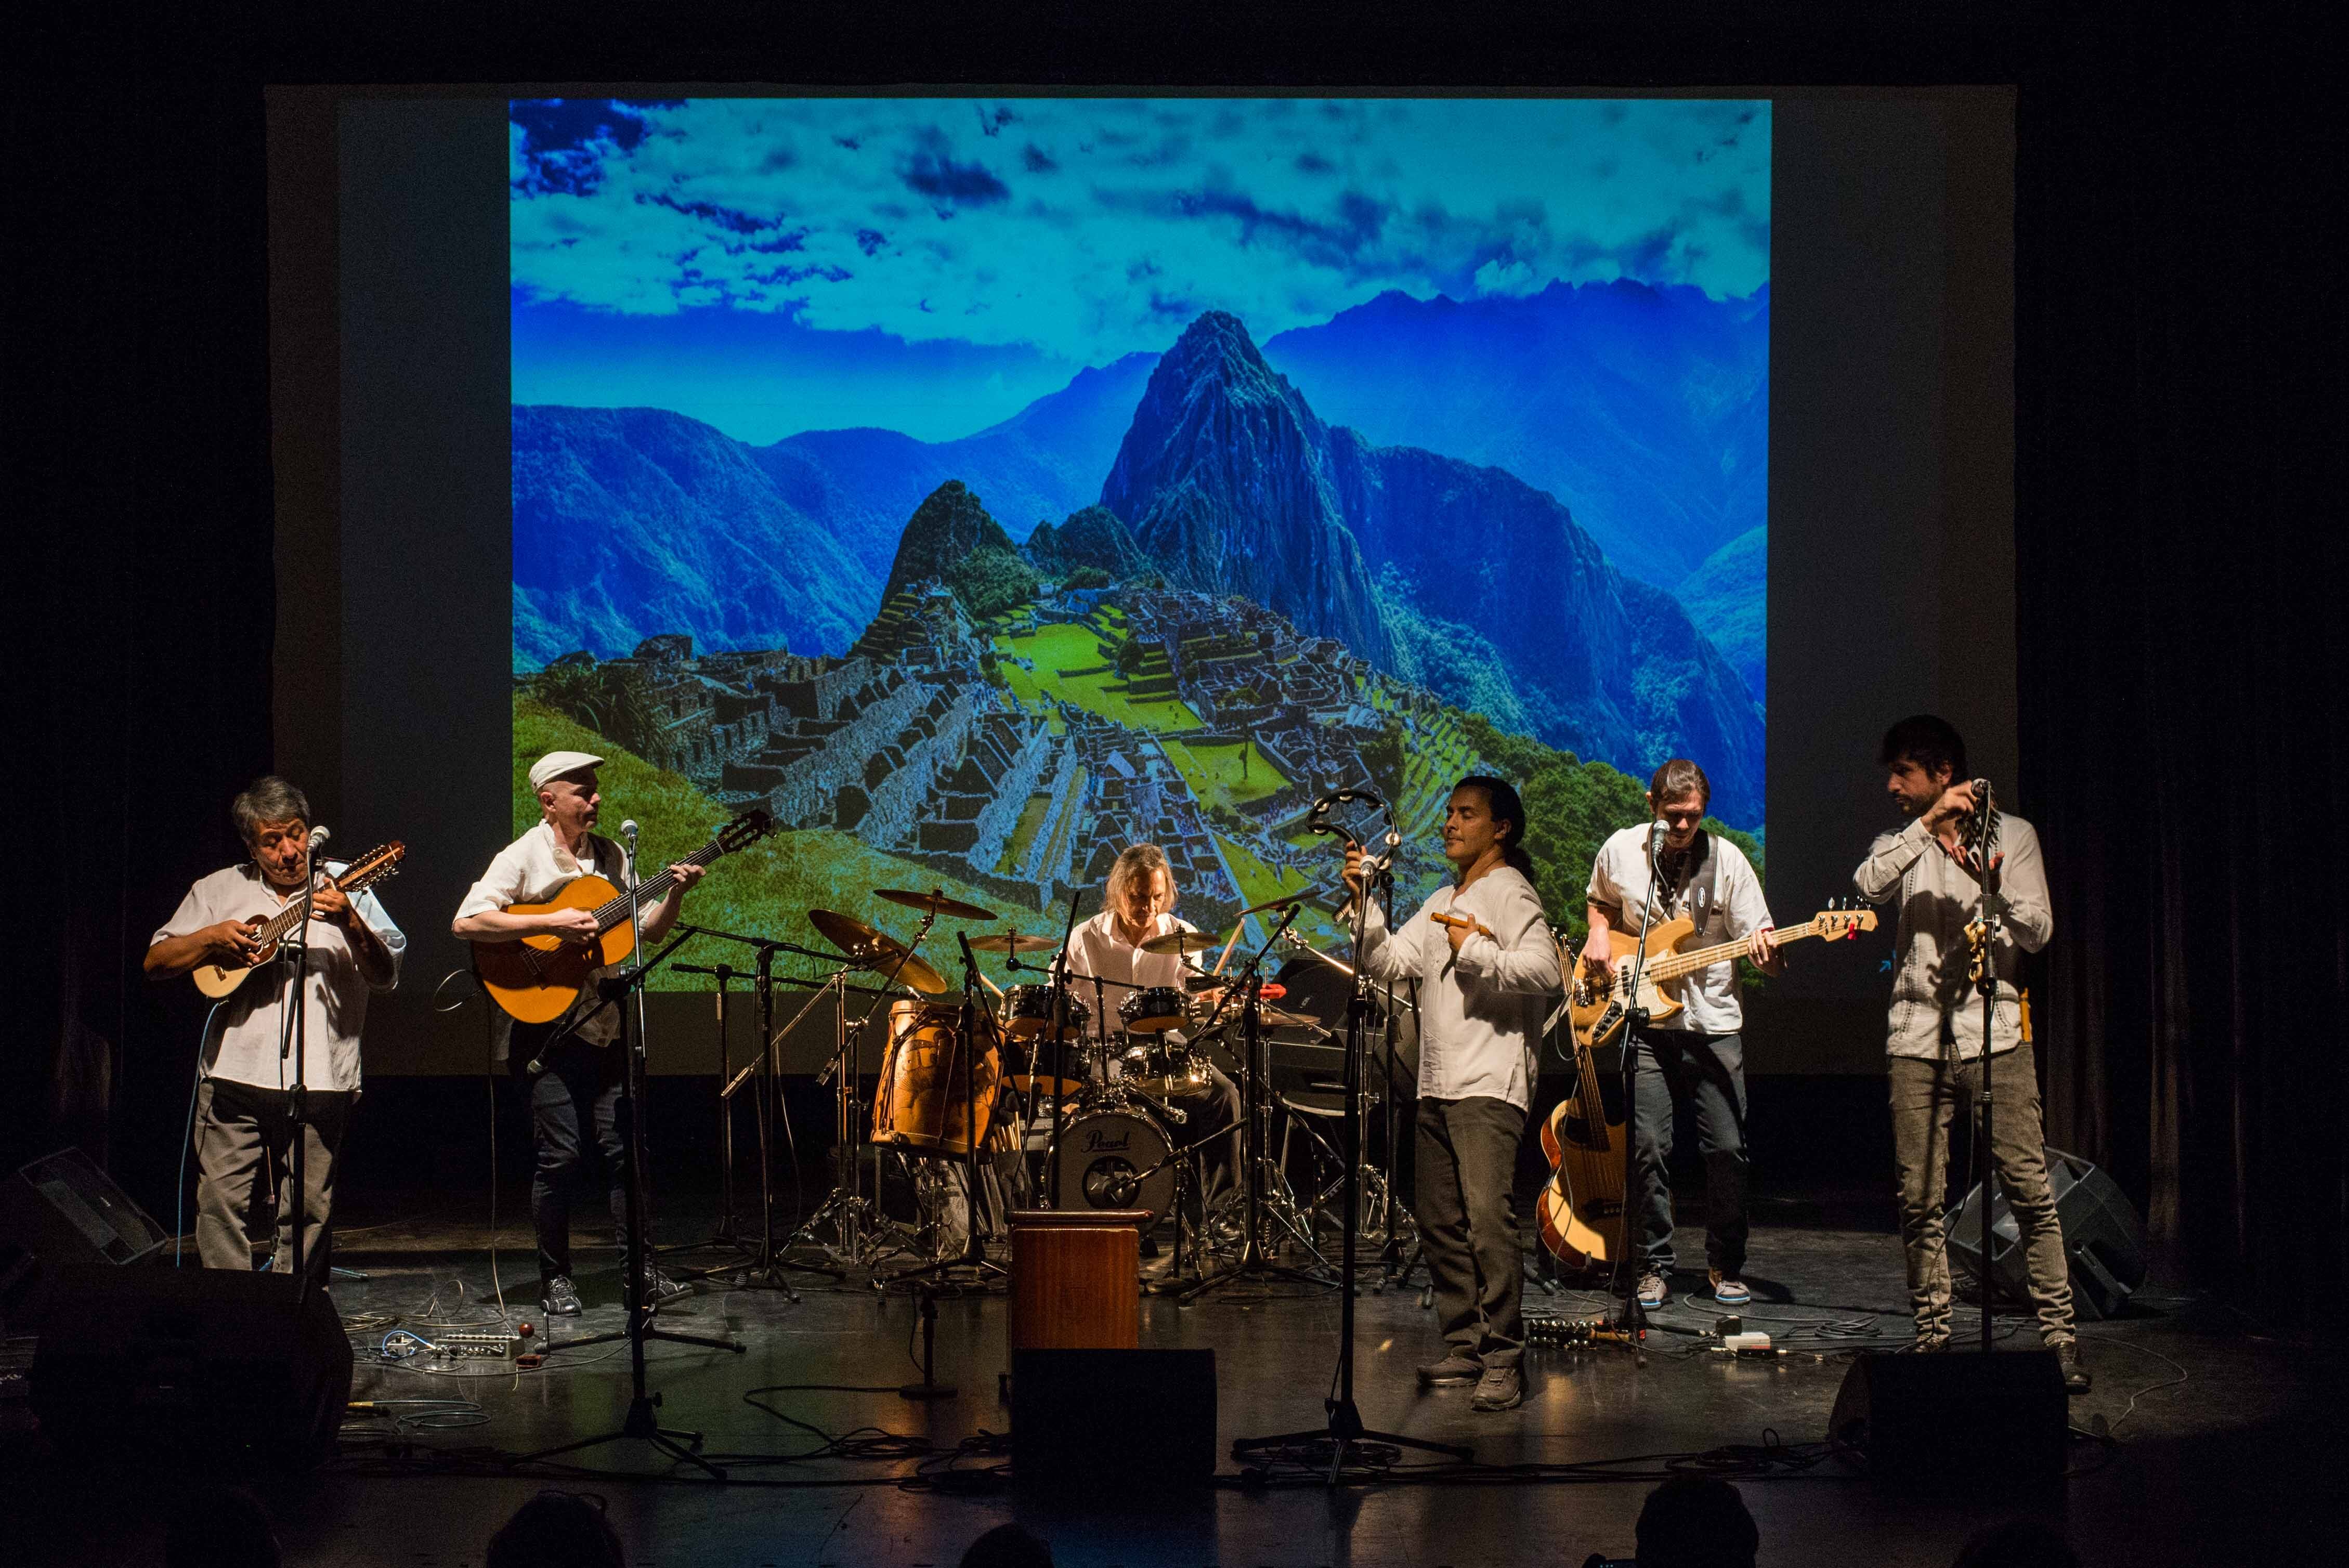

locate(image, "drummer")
(1059, 844), (1244, 1209)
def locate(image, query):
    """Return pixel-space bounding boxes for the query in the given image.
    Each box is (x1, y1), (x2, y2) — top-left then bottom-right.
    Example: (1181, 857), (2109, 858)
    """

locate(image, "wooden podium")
(1008, 1209), (1147, 1350)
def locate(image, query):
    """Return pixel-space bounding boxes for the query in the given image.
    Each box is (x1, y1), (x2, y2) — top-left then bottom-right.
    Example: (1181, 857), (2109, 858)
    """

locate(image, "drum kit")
(725, 879), (1406, 1291)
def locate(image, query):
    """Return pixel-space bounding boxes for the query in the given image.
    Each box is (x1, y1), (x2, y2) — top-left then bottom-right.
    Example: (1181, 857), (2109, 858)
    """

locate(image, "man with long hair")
(1347, 777), (1560, 1412)
(1585, 758), (1780, 1311)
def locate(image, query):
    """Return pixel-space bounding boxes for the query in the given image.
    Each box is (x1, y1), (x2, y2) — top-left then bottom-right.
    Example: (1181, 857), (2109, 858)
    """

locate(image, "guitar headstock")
(1814, 899), (1879, 940)
(714, 809), (775, 855)
(341, 842), (407, 892)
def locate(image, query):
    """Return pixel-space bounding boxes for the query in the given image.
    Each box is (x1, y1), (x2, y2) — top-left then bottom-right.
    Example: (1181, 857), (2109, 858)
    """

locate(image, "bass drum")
(1050, 1107), (1176, 1224)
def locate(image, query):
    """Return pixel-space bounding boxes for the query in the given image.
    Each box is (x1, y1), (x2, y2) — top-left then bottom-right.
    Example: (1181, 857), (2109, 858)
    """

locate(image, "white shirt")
(1586, 827), (1774, 1035)
(1058, 909), (1201, 1040)
(1853, 812), (2053, 1061)
(457, 820), (631, 1048)
(1355, 865), (1560, 1109)
(154, 862), (406, 1093)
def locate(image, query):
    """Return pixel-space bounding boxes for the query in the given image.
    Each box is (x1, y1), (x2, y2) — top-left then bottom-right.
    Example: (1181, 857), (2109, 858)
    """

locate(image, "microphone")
(306, 825), (331, 852)
(1648, 816), (1668, 855)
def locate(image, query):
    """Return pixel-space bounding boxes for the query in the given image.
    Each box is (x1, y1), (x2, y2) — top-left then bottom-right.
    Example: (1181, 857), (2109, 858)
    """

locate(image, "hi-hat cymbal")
(1138, 928), (1227, 957)
(968, 931), (1058, 955)
(808, 908), (949, 995)
(875, 887), (997, 921)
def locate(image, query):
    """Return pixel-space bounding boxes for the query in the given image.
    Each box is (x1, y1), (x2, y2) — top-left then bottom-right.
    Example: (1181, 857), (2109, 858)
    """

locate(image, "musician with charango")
(451, 749), (706, 1318)
(144, 775), (405, 1285)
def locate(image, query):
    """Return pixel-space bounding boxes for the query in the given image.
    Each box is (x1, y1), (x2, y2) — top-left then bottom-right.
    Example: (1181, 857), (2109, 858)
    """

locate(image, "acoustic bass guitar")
(471, 809), (772, 1024)
(190, 842), (408, 999)
(1535, 932), (1627, 1271)
(1565, 904), (1876, 1051)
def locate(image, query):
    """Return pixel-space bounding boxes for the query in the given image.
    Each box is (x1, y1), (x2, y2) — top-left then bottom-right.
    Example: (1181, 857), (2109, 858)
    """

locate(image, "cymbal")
(968, 931), (1058, 955)
(807, 908), (949, 995)
(875, 887), (997, 921)
(1233, 886), (1327, 919)
(1138, 928), (1226, 956)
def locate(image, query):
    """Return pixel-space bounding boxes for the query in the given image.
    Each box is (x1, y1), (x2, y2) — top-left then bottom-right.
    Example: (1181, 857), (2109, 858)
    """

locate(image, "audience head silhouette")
(486, 1490), (625, 1568)
(164, 1487), (281, 1568)
(1952, 1519), (2081, 1568)
(1633, 1474), (1759, 1568)
(961, 1521), (1054, 1568)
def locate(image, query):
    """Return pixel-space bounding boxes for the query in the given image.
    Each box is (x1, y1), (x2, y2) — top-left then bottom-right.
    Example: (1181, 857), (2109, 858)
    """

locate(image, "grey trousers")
(1632, 1031), (1750, 1276)
(1888, 1044), (2075, 1344)
(1416, 1095), (1526, 1368)
(193, 1076), (353, 1286)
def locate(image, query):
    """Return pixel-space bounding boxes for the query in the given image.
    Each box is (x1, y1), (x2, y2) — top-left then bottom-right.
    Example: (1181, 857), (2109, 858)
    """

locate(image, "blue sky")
(511, 97), (1769, 443)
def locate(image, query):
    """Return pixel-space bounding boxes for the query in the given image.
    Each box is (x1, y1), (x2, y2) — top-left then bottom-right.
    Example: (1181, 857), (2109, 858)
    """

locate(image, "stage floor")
(3, 1192), (2336, 1567)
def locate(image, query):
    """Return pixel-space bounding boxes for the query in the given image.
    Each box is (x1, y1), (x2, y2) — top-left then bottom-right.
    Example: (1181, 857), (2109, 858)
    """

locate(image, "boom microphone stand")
(1233, 793), (1469, 1479)
(275, 837), (320, 1295)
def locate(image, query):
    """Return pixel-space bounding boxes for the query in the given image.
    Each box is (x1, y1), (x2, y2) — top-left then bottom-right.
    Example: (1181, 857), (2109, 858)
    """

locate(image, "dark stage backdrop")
(9, 7), (2342, 1316)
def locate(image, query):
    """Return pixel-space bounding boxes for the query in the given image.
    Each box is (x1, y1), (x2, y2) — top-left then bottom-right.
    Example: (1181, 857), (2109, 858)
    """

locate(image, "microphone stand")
(1039, 888), (1086, 1210)
(1233, 813), (1469, 1477)
(275, 858), (316, 1296)
(523, 929), (743, 1482)
(1970, 799), (2005, 1355)
(1604, 826), (1668, 1353)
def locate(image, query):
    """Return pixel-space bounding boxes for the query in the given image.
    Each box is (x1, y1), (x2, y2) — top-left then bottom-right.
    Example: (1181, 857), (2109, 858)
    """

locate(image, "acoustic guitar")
(471, 809), (772, 1024)
(1535, 933), (1626, 1271)
(190, 842), (408, 999)
(1565, 904), (1877, 1051)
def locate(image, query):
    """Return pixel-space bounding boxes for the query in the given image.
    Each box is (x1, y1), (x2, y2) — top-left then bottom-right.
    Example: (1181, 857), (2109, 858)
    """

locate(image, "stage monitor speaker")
(0, 1147), (169, 1329)
(1950, 1146), (2147, 1319)
(1011, 1347), (1216, 1489)
(31, 1265), (355, 1470)
(1829, 1351), (2068, 1485)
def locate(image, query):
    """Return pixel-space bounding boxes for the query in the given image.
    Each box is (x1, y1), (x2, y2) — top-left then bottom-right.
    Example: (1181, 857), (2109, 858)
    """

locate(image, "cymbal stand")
(1181, 905), (1337, 1304)
(775, 963), (908, 1272)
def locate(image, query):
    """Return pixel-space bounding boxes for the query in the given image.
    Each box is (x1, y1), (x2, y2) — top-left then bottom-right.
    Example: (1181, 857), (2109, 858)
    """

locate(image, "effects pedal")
(431, 1331), (521, 1360)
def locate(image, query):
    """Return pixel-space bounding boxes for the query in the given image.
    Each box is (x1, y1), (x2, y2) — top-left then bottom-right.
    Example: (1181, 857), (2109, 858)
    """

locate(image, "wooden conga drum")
(1007, 1209), (1149, 1350)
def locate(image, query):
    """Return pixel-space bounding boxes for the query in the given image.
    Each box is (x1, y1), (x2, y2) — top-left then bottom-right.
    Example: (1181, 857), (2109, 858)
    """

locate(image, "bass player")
(451, 750), (704, 1316)
(1584, 758), (1780, 1313)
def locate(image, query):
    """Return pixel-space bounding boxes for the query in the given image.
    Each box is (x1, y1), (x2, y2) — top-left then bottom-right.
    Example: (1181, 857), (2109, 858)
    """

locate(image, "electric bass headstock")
(1813, 899), (1878, 942)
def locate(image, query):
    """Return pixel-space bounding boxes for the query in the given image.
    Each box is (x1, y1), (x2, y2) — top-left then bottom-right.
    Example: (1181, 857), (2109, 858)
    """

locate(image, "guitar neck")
(590, 839), (726, 930)
(252, 861), (368, 946)
(1644, 916), (1833, 984)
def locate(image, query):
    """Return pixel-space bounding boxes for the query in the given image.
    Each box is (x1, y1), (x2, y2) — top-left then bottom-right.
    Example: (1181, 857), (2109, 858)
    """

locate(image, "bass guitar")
(190, 842), (408, 999)
(471, 809), (772, 1024)
(1567, 904), (1876, 1051)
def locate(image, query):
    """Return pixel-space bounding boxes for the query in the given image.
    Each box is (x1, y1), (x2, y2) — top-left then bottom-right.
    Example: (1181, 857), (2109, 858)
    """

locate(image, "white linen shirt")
(1852, 812), (2053, 1061)
(154, 861), (406, 1093)
(1586, 827), (1774, 1035)
(1058, 909), (1201, 1040)
(1355, 865), (1560, 1110)
(456, 820), (631, 1048)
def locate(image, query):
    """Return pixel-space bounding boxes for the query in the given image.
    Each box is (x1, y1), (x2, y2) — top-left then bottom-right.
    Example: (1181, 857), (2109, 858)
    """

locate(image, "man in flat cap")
(452, 750), (705, 1315)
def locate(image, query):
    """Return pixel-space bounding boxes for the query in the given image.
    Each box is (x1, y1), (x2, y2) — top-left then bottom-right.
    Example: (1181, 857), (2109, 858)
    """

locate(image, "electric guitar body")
(1564, 914), (1695, 1050)
(469, 875), (635, 1024)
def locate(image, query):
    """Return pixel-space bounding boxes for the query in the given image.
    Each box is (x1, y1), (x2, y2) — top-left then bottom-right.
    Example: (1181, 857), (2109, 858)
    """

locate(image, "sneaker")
(1415, 1352), (1483, 1386)
(1469, 1363), (1524, 1412)
(1635, 1271), (1670, 1309)
(642, 1268), (691, 1303)
(540, 1275), (583, 1316)
(1912, 1334), (1950, 1353)
(2054, 1339), (2092, 1395)
(1708, 1270), (1751, 1306)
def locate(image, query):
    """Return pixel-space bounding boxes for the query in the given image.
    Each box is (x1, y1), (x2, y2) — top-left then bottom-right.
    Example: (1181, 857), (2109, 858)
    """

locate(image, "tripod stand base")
(520, 1394), (727, 1480)
(1231, 1397), (1471, 1481)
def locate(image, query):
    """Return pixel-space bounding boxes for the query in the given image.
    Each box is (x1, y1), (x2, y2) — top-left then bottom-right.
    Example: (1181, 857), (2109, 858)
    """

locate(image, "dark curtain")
(2018, 23), (2348, 1311)
(10, 6), (2343, 1307)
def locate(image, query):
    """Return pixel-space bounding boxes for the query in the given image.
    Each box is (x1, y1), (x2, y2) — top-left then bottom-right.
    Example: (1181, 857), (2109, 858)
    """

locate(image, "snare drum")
(871, 1000), (1000, 1157)
(1118, 985), (1188, 1035)
(1050, 1106), (1177, 1223)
